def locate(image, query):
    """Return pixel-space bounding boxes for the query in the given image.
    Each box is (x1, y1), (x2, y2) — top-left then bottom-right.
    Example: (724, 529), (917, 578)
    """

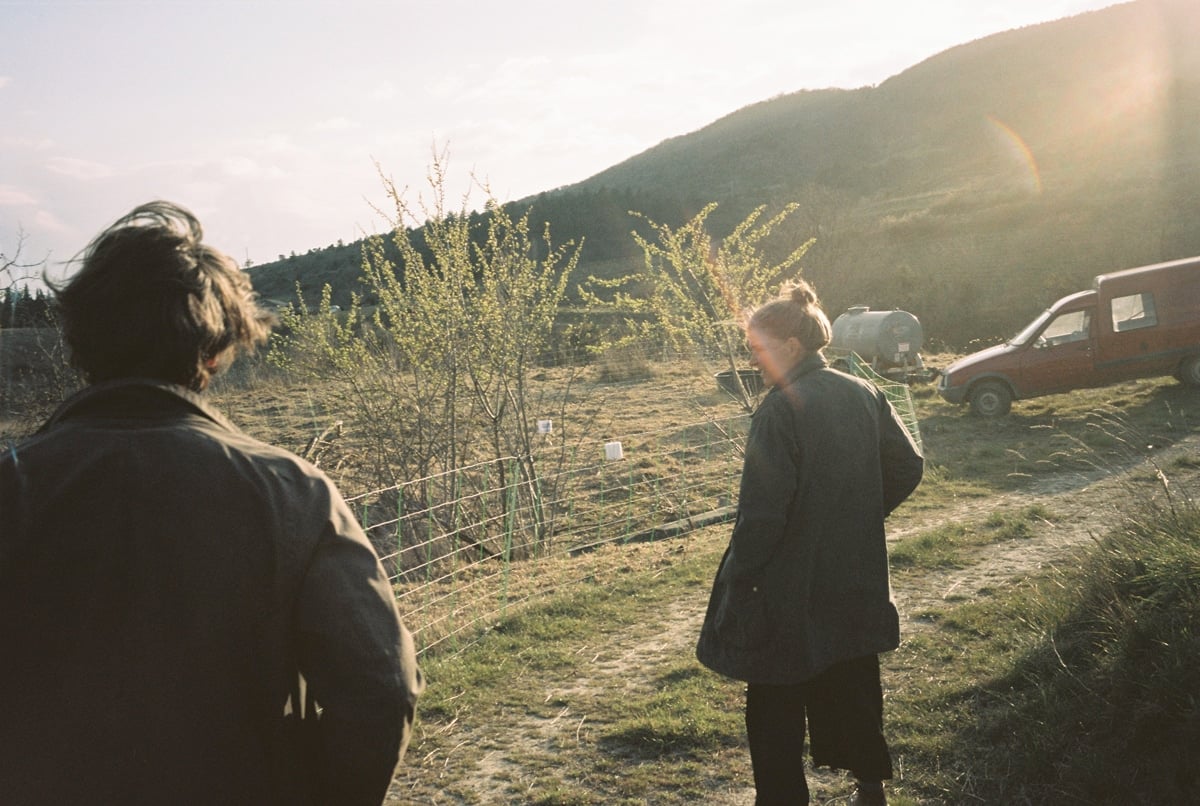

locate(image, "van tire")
(1178, 355), (1200, 387)
(969, 381), (1012, 417)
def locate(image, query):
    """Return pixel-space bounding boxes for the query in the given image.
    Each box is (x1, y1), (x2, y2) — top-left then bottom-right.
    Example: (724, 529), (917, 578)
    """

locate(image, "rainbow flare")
(987, 115), (1043, 194)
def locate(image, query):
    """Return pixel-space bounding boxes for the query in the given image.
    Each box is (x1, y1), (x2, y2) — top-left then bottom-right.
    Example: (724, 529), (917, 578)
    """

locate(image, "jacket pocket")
(713, 578), (771, 648)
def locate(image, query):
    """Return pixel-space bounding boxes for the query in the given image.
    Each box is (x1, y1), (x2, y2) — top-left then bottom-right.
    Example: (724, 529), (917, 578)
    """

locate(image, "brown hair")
(748, 279), (831, 353)
(52, 201), (276, 390)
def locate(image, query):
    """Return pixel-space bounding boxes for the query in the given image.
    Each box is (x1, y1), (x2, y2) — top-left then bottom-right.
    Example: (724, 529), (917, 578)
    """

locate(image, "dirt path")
(390, 434), (1200, 805)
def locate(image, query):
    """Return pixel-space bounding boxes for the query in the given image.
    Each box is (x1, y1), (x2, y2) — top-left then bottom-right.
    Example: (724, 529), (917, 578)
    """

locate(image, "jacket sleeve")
(878, 395), (924, 516)
(723, 398), (798, 579)
(294, 489), (425, 806)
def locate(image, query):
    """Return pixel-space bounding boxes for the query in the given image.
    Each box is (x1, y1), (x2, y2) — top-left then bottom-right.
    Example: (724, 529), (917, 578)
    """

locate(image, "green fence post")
(448, 467), (462, 653)
(425, 483), (434, 584)
(686, 424), (696, 520)
(626, 462), (634, 540)
(596, 455), (605, 545)
(501, 459), (517, 618)
(396, 486), (404, 578)
(483, 461), (492, 561)
(657, 434), (667, 522)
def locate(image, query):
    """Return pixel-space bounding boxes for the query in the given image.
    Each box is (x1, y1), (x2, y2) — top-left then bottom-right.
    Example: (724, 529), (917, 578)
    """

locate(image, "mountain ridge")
(252, 0), (1200, 348)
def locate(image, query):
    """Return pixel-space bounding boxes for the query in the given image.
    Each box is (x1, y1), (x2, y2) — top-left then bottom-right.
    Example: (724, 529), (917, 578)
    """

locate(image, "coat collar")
(38, 377), (241, 436)
(778, 351), (828, 387)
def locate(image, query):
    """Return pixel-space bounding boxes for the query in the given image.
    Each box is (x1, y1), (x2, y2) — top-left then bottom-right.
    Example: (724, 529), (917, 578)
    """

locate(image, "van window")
(1111, 292), (1158, 332)
(1039, 309), (1092, 347)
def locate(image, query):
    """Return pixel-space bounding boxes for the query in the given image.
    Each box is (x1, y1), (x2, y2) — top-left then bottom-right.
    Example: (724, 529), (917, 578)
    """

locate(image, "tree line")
(1, 286), (55, 329)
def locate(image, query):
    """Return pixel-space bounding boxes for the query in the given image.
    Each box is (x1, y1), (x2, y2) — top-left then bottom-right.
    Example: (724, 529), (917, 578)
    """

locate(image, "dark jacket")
(0, 379), (423, 806)
(696, 354), (924, 684)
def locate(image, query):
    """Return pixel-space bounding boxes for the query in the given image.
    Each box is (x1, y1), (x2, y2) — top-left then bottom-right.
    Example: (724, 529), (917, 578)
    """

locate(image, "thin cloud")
(220, 156), (264, 178)
(314, 117), (360, 132)
(0, 136), (54, 150)
(219, 156), (286, 180)
(0, 185), (39, 207)
(239, 133), (311, 159)
(32, 209), (72, 235)
(368, 81), (398, 102)
(45, 157), (115, 180)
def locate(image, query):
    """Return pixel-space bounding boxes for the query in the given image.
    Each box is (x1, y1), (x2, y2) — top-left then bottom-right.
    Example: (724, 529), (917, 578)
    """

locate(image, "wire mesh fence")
(348, 414), (752, 657)
(341, 351), (925, 660)
(827, 349), (925, 452)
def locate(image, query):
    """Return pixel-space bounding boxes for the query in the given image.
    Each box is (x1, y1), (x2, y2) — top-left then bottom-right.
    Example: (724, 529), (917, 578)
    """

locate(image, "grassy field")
(369, 357), (1200, 804)
(383, 428), (1200, 804)
(5, 342), (1200, 803)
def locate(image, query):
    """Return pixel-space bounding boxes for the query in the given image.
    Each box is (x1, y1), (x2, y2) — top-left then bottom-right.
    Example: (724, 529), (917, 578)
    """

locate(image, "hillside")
(250, 0), (1200, 349)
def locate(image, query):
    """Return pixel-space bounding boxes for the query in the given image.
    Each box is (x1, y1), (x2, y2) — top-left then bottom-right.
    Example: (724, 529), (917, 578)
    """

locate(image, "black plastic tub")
(715, 368), (764, 396)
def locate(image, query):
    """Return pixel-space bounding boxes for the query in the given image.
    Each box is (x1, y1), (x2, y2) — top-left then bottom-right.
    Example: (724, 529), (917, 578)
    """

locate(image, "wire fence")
(353, 352), (922, 660)
(831, 351), (925, 452)
(0, 332), (923, 662)
(348, 414), (752, 658)
(0, 337), (920, 662)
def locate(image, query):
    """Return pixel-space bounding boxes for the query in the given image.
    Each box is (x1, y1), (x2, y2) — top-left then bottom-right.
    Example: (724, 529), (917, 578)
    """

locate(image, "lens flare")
(986, 115), (1042, 194)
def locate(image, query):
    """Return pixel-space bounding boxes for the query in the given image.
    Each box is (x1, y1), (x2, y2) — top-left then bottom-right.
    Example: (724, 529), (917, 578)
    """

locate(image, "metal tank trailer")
(828, 306), (935, 383)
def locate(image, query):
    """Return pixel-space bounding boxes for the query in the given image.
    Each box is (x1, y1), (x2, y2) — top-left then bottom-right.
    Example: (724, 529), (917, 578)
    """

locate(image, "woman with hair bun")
(696, 279), (924, 805)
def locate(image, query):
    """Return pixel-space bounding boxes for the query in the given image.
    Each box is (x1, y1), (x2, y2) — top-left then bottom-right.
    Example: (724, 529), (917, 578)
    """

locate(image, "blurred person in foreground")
(0, 201), (423, 806)
(696, 279), (923, 805)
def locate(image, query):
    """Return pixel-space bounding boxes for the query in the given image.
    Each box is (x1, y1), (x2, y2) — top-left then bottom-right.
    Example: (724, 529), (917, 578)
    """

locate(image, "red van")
(938, 256), (1200, 416)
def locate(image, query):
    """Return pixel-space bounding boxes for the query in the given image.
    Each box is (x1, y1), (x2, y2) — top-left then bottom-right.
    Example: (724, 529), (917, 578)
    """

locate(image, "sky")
(2, 0), (1123, 279)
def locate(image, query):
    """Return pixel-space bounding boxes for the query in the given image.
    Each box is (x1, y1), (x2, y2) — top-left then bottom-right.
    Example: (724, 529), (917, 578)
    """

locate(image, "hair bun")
(787, 280), (819, 307)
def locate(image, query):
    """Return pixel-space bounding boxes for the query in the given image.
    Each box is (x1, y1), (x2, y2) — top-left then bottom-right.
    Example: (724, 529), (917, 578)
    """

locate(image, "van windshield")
(1010, 309), (1053, 346)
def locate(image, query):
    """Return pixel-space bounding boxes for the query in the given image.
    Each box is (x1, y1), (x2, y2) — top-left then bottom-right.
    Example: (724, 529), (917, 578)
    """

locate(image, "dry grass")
(7, 342), (1200, 803)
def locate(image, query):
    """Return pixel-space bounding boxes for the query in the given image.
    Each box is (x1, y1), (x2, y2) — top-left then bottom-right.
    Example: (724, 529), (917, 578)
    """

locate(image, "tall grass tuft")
(924, 489), (1200, 802)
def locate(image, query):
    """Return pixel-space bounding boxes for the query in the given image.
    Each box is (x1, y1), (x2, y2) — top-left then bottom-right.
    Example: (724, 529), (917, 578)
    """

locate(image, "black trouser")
(745, 654), (892, 806)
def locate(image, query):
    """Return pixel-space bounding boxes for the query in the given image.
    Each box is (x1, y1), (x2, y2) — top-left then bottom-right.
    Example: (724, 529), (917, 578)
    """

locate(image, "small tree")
(583, 202), (813, 410)
(458, 199), (579, 540)
(272, 151), (580, 553)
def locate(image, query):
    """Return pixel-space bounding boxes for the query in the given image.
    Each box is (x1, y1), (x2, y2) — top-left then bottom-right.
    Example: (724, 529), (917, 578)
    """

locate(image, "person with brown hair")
(696, 279), (923, 805)
(0, 201), (423, 805)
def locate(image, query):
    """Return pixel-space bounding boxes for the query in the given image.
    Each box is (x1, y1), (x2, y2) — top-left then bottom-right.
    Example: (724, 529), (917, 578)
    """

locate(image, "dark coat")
(0, 379), (423, 806)
(696, 354), (924, 685)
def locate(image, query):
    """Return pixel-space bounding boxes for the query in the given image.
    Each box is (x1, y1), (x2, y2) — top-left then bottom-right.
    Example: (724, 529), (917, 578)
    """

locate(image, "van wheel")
(969, 381), (1012, 417)
(1178, 355), (1200, 387)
